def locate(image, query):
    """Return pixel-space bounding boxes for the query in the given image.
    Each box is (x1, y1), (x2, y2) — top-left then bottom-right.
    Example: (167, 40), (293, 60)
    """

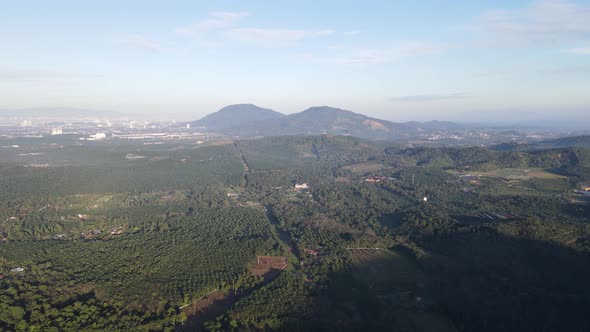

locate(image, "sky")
(1, 0), (589, 124)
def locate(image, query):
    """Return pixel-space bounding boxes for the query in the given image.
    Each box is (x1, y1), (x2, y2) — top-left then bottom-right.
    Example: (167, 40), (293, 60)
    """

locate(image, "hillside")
(492, 135), (590, 152)
(532, 135), (590, 150)
(191, 104), (284, 130)
(384, 146), (590, 171)
(219, 106), (417, 139)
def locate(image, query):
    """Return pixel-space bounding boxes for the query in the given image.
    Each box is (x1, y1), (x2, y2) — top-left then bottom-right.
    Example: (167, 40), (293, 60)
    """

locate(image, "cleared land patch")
(251, 256), (287, 280)
(340, 162), (387, 174)
(477, 168), (564, 180)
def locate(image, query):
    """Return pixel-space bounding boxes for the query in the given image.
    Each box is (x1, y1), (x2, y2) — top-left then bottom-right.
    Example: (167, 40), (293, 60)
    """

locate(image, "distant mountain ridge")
(190, 104), (284, 130)
(531, 135), (590, 149)
(193, 105), (419, 139)
(491, 135), (590, 151)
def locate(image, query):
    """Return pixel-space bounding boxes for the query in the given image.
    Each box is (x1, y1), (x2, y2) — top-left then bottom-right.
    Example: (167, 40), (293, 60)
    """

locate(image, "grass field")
(340, 162), (387, 174)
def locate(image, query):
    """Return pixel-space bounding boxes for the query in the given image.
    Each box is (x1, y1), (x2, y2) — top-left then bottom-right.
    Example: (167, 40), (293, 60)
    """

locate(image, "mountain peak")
(191, 104), (418, 139)
(218, 104), (264, 112)
(301, 106), (353, 114)
(192, 104), (284, 130)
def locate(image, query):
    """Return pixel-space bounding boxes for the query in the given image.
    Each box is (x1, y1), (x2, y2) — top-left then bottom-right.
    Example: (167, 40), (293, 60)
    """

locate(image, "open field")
(340, 162), (387, 174)
(476, 168), (565, 180)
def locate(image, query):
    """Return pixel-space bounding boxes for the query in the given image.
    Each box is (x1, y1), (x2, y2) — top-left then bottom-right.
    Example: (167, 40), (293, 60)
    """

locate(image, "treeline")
(0, 269), (185, 331)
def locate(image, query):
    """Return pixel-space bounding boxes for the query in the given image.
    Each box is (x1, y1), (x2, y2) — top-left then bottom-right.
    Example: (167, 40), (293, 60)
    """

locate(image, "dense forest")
(1, 135), (590, 331)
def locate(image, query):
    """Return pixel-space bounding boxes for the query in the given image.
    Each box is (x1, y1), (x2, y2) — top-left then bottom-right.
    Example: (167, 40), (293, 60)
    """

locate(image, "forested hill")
(386, 146), (590, 171)
(532, 135), (590, 149)
(492, 135), (590, 151)
(235, 135), (590, 171)
(194, 105), (418, 140)
(190, 104), (285, 130)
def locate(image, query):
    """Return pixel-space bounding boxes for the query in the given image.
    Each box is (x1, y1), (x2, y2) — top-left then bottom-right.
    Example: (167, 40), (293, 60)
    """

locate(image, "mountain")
(531, 135), (590, 149)
(217, 106), (417, 139)
(190, 104), (284, 130)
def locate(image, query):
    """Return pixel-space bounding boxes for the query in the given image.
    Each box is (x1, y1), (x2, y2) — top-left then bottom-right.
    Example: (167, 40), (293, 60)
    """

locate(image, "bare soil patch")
(340, 162), (386, 174)
(251, 256), (287, 280)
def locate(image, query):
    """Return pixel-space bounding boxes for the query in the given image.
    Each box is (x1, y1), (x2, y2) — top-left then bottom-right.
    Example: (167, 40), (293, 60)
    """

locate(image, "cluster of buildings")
(366, 176), (386, 183)
(1, 118), (225, 146)
(460, 174), (480, 184)
(303, 248), (319, 256)
(575, 184), (590, 197)
(110, 226), (124, 235)
(413, 129), (570, 147)
(81, 229), (102, 239)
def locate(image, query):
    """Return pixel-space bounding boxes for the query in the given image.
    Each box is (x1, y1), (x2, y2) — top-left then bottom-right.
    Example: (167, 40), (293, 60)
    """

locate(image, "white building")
(89, 133), (106, 140)
(295, 183), (309, 190)
(51, 128), (63, 135)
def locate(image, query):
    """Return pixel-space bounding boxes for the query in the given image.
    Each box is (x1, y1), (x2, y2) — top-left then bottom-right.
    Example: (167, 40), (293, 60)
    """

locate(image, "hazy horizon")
(1, 104), (589, 131)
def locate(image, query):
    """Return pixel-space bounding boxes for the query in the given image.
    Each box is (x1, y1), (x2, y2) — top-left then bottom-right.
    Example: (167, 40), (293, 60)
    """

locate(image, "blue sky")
(1, 0), (589, 124)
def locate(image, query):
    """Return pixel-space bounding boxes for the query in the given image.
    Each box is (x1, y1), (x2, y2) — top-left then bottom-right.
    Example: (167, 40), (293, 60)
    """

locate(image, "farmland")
(1, 135), (590, 331)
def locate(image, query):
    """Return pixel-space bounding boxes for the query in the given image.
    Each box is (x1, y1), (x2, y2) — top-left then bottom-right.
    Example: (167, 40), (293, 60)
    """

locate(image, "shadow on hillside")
(273, 227), (590, 332)
(179, 267), (285, 332)
(408, 228), (590, 332)
(179, 292), (236, 332)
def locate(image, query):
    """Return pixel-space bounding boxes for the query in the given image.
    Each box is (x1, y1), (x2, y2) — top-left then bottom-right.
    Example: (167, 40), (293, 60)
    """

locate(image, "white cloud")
(476, 0), (590, 47)
(540, 65), (590, 75)
(293, 53), (314, 60)
(176, 11), (250, 35)
(338, 50), (391, 64)
(175, 12), (334, 47)
(227, 28), (334, 45)
(343, 30), (361, 36)
(567, 46), (590, 54)
(113, 34), (164, 52)
(338, 42), (440, 64)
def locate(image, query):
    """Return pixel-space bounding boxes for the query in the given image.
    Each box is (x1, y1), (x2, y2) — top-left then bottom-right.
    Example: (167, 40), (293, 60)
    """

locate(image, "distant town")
(0, 116), (583, 147)
(0, 118), (223, 144)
